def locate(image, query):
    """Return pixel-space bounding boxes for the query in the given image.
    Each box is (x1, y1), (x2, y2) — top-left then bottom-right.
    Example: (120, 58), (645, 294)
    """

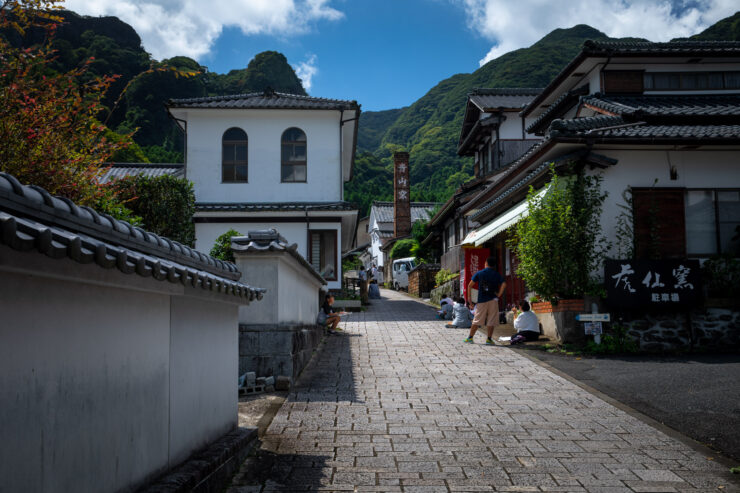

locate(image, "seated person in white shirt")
(511, 300), (540, 344)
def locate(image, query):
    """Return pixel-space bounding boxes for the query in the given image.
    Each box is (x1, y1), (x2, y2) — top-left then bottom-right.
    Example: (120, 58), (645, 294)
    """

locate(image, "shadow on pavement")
(231, 448), (331, 491)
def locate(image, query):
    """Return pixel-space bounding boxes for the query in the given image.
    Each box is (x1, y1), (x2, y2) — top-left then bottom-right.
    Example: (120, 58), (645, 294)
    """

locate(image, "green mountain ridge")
(10, 8), (738, 212)
(347, 16), (738, 215)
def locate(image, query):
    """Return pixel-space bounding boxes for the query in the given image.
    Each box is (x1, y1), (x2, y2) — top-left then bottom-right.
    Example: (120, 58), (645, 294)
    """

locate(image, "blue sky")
(64, 0), (738, 112)
(201, 0), (491, 111)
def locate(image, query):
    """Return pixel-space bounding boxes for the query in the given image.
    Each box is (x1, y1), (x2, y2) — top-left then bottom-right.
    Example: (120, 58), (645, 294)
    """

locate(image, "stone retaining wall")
(620, 307), (740, 352)
(430, 278), (459, 306)
(408, 263), (440, 297)
(239, 323), (324, 381)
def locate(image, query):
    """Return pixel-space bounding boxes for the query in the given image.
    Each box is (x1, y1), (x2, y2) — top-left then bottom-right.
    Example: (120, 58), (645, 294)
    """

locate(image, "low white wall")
(198, 221), (342, 290)
(0, 247), (242, 493)
(235, 253), (322, 326)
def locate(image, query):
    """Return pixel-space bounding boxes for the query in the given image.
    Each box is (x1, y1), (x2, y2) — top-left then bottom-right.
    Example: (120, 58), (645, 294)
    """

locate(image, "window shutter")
(633, 189), (686, 259)
(603, 71), (644, 93)
(311, 232), (321, 271)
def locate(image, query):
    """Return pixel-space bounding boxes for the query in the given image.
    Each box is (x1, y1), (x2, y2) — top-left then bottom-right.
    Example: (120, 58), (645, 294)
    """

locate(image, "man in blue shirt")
(465, 256), (506, 345)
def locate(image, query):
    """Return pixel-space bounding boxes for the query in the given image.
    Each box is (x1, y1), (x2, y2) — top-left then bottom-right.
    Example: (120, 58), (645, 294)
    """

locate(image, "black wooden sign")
(604, 259), (701, 309)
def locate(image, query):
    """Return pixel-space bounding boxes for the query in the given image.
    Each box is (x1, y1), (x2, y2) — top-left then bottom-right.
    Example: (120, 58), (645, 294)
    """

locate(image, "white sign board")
(575, 313), (610, 322)
(584, 322), (603, 335)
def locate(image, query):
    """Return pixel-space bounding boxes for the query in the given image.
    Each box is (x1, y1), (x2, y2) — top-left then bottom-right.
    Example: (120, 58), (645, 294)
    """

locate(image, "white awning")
(462, 187), (548, 246)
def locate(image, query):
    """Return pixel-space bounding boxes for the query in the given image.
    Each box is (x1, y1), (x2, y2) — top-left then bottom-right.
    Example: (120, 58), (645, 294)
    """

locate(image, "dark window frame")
(221, 127), (248, 183)
(308, 229), (338, 281)
(281, 127), (307, 183)
(644, 71), (740, 91)
(685, 188), (740, 257)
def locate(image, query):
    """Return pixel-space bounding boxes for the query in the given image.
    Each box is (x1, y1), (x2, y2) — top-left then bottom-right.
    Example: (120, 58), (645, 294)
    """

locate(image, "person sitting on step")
(510, 300), (540, 345)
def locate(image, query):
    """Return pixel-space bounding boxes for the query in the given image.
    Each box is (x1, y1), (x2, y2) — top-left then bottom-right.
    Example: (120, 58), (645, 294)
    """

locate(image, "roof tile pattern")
(469, 88), (541, 111)
(549, 115), (740, 139)
(100, 163), (184, 184)
(196, 202), (356, 213)
(371, 202), (441, 224)
(582, 39), (740, 55)
(168, 91), (359, 111)
(0, 172), (263, 300)
(581, 94), (740, 117)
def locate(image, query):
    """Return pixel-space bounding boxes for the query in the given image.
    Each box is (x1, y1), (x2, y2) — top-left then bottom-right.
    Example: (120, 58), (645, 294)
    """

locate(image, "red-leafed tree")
(0, 0), (135, 219)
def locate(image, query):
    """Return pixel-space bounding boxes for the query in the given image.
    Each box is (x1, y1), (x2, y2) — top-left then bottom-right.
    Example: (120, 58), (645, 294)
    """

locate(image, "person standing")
(359, 265), (369, 305)
(465, 256), (506, 345)
(370, 263), (378, 282)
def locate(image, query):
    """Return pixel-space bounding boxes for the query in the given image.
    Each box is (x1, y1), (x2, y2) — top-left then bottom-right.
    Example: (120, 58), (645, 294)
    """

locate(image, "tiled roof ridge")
(581, 93), (740, 117)
(524, 84), (589, 133)
(231, 229), (326, 285)
(169, 91), (358, 106)
(470, 87), (544, 96)
(584, 39), (740, 52)
(549, 115), (627, 134)
(0, 171), (242, 281)
(108, 163), (184, 169)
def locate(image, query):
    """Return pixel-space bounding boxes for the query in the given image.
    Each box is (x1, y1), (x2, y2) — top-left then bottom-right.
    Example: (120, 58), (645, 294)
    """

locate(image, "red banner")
(461, 247), (490, 301)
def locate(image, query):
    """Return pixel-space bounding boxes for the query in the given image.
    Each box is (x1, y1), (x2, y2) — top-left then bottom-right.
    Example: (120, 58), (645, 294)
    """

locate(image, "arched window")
(222, 127), (248, 182)
(281, 127), (307, 182)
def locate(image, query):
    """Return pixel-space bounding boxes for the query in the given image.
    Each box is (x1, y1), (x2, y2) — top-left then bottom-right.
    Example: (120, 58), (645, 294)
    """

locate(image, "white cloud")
(62, 0), (343, 60)
(294, 54), (318, 91)
(453, 0), (739, 66)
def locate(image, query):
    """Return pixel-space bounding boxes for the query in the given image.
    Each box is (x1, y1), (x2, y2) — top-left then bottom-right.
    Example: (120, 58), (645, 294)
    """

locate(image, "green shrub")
(390, 238), (417, 259)
(435, 268), (458, 286)
(111, 174), (196, 246)
(508, 165), (609, 302)
(702, 256), (740, 299)
(210, 229), (243, 263)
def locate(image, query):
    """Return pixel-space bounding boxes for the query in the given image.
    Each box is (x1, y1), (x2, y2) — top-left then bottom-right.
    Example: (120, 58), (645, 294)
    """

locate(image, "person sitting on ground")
(317, 294), (347, 334)
(446, 297), (472, 329)
(510, 300), (540, 344)
(437, 297), (454, 320)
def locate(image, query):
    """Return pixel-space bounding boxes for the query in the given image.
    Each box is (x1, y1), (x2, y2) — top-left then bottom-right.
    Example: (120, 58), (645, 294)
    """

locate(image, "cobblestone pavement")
(255, 290), (739, 492)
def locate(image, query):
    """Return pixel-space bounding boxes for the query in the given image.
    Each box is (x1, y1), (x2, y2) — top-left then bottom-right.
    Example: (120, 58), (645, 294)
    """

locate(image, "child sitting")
(445, 297), (473, 328)
(510, 300), (540, 344)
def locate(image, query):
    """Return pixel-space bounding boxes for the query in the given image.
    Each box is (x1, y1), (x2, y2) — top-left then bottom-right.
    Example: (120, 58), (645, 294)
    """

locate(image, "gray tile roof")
(581, 94), (740, 117)
(370, 201), (441, 224)
(196, 202), (356, 213)
(231, 229), (326, 285)
(469, 88), (542, 111)
(525, 85), (589, 134)
(582, 39), (740, 56)
(548, 115), (740, 140)
(0, 172), (263, 301)
(99, 163), (184, 183)
(168, 90), (359, 111)
(523, 40), (740, 118)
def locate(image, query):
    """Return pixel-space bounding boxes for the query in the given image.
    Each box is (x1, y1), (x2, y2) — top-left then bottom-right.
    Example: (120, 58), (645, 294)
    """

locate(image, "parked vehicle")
(391, 257), (416, 291)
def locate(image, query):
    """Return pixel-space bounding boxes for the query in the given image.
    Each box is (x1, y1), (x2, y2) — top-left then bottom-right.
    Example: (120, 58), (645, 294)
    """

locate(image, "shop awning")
(462, 187), (548, 246)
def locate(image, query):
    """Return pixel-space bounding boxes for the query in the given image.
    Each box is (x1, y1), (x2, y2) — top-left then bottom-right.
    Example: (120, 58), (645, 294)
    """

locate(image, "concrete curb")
(514, 347), (740, 482)
(138, 427), (258, 492)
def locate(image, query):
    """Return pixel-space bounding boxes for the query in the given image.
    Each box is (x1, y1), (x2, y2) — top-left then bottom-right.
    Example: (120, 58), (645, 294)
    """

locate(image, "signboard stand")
(576, 303), (610, 344)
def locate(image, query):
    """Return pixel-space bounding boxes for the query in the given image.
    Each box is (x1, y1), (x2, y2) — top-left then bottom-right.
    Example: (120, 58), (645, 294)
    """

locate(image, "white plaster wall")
(184, 109), (342, 203)
(168, 294), (238, 464)
(196, 221), (342, 290)
(499, 114), (525, 139)
(592, 149), (740, 256)
(0, 268), (171, 493)
(368, 216), (384, 267)
(236, 254), (322, 325)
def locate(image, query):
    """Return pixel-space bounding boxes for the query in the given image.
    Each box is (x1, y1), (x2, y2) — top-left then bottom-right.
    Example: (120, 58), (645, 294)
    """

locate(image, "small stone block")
(264, 376), (275, 386)
(276, 375), (291, 390)
(256, 376), (266, 386)
(246, 372), (256, 387)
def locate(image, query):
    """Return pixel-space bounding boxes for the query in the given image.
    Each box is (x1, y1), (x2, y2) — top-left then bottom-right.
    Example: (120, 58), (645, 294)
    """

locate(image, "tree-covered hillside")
(688, 11), (740, 41)
(8, 10), (308, 162)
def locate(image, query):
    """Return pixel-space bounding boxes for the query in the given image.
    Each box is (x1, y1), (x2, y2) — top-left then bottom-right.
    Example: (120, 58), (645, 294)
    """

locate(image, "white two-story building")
(167, 90), (360, 290)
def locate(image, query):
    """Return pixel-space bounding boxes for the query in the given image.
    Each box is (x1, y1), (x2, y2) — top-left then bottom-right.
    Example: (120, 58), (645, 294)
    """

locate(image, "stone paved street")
(253, 290), (739, 492)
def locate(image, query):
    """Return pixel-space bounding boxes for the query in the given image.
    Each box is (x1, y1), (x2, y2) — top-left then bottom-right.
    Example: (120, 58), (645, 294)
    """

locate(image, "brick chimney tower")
(393, 151), (411, 238)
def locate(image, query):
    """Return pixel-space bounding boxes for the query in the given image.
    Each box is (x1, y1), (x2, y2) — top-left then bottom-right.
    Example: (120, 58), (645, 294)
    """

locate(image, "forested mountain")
(8, 10), (307, 162)
(7, 8), (738, 214)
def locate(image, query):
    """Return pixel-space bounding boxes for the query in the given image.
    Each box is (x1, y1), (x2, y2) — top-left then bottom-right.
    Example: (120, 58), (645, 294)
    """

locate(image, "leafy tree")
(390, 239), (416, 260)
(210, 229), (243, 263)
(0, 0), (136, 220)
(410, 219), (432, 263)
(110, 175), (196, 246)
(508, 165), (609, 302)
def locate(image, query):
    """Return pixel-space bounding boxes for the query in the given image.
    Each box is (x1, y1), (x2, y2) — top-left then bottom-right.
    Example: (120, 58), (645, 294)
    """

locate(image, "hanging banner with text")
(604, 259), (701, 309)
(461, 247), (490, 302)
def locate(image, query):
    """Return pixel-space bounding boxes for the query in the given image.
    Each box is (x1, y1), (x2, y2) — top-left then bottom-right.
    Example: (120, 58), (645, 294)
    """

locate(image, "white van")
(391, 257), (416, 291)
